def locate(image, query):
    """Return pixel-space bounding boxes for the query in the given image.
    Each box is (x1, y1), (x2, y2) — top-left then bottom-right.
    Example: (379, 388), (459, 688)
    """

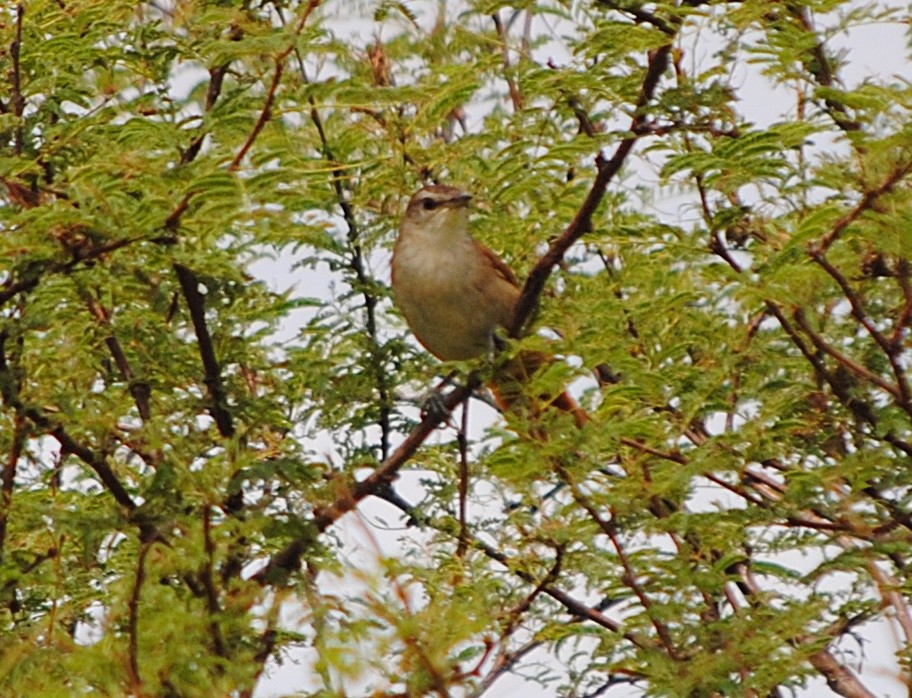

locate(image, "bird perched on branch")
(391, 184), (589, 427)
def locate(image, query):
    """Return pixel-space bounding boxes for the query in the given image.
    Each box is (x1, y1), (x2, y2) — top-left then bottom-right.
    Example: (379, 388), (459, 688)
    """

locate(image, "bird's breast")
(392, 234), (508, 361)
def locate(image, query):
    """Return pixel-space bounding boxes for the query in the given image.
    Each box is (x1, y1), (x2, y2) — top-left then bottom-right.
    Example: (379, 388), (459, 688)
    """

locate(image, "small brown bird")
(391, 184), (588, 427)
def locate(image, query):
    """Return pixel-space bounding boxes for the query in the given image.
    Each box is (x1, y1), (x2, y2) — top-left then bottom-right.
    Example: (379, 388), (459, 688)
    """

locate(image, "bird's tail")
(489, 350), (590, 428)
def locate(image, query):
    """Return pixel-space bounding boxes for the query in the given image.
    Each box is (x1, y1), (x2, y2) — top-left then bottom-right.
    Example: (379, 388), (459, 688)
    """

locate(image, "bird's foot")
(420, 391), (453, 424)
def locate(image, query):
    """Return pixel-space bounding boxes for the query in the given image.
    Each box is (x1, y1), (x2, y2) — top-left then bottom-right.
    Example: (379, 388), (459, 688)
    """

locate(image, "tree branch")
(126, 542), (151, 693)
(84, 294), (152, 422)
(491, 11), (523, 111)
(172, 264), (235, 438)
(10, 4), (25, 155)
(256, 379), (477, 582)
(228, 0), (322, 172)
(0, 415), (25, 558)
(812, 160), (912, 255)
(509, 43), (673, 337)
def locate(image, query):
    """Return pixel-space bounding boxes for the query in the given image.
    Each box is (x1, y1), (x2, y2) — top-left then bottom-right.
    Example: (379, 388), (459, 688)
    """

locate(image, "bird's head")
(401, 185), (473, 239)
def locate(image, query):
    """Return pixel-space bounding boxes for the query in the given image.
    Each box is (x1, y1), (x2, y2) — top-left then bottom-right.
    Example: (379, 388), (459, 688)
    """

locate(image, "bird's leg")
(419, 370), (460, 424)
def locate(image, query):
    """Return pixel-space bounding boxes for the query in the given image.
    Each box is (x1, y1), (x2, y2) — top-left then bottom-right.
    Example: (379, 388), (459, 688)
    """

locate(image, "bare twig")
(735, 559), (877, 698)
(182, 61), (232, 164)
(200, 505), (227, 657)
(555, 463), (680, 658)
(890, 259), (912, 347)
(0, 331), (141, 516)
(808, 250), (912, 411)
(595, 0), (675, 36)
(792, 308), (904, 403)
(784, 4), (861, 134)
(282, 13), (394, 461)
(471, 535), (646, 647)
(257, 379), (477, 582)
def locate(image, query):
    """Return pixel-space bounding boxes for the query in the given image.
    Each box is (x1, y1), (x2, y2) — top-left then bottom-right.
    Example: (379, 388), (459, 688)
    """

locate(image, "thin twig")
(596, 0), (675, 35)
(456, 397), (470, 558)
(555, 464), (680, 658)
(200, 505), (227, 658)
(491, 11), (523, 111)
(812, 160), (912, 254)
(182, 61), (233, 164)
(257, 379), (477, 582)
(127, 542), (151, 693)
(228, 0), (322, 171)
(792, 307), (903, 402)
(785, 4), (861, 134)
(808, 249), (912, 411)
(84, 294), (152, 422)
(282, 12), (393, 461)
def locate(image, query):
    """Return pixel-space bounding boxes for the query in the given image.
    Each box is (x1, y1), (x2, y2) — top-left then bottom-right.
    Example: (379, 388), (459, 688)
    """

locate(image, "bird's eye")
(422, 198), (438, 211)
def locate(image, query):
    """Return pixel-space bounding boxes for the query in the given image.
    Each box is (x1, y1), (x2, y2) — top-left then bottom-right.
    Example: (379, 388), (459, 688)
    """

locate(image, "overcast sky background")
(237, 2), (912, 696)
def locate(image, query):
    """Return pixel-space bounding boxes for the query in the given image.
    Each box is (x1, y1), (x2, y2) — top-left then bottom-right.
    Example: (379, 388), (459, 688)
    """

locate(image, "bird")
(391, 184), (589, 427)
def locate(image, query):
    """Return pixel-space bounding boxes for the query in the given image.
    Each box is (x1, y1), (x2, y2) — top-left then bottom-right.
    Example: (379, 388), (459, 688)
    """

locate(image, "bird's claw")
(420, 391), (453, 425)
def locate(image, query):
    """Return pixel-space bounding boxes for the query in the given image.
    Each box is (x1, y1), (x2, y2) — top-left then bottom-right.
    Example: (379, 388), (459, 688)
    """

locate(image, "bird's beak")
(443, 193), (472, 208)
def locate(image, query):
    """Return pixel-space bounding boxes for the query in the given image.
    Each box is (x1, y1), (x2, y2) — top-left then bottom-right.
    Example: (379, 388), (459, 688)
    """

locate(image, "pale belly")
(392, 239), (515, 361)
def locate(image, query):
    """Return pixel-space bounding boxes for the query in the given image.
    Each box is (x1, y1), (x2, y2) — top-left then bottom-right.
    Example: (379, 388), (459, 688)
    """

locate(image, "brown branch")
(287, 30), (394, 461)
(500, 547), (564, 637)
(812, 160), (912, 254)
(765, 301), (883, 428)
(0, 415), (25, 557)
(805, 648), (876, 698)
(0, 332), (141, 517)
(200, 505), (227, 657)
(865, 559), (912, 646)
(619, 437), (686, 464)
(10, 4), (25, 155)
(228, 61), (285, 172)
(0, 235), (128, 308)
(228, 0), (322, 171)
(491, 11), (524, 111)
(555, 463), (680, 658)
(792, 307), (903, 402)
(182, 63), (232, 165)
(457, 398), (470, 558)
(163, 193), (191, 234)
(85, 295), (152, 422)
(784, 4), (861, 134)
(256, 380), (477, 582)
(126, 542), (151, 693)
(172, 264), (235, 438)
(509, 43), (673, 337)
(467, 639), (543, 698)
(471, 535), (648, 648)
(594, 0), (675, 36)
(735, 559), (877, 698)
(808, 249), (912, 411)
(890, 259), (912, 347)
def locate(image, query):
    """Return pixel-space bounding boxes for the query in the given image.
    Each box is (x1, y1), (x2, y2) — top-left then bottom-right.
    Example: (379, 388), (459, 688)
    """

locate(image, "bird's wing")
(475, 239), (520, 288)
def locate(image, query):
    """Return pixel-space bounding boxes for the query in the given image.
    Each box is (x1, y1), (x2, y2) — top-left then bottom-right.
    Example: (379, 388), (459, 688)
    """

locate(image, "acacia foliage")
(1, 1), (911, 696)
